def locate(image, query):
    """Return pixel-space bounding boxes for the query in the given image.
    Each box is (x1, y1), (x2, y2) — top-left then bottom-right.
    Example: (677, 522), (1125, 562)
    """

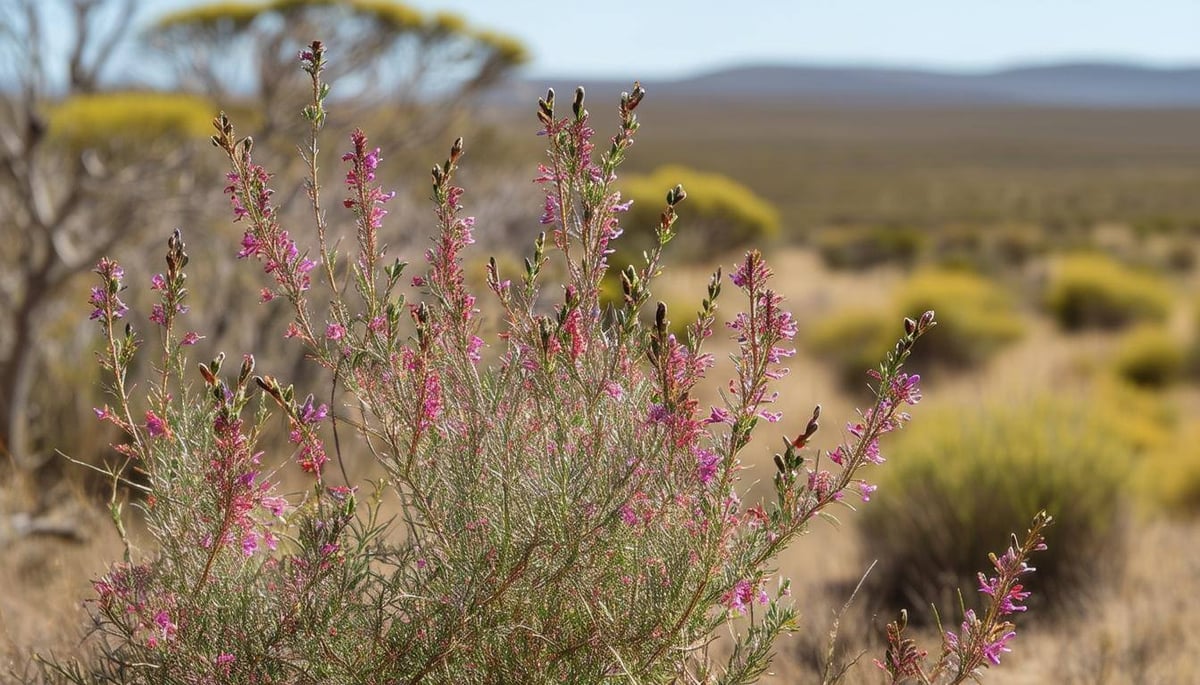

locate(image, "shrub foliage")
(1044, 252), (1173, 331)
(860, 397), (1129, 619)
(806, 268), (1024, 388)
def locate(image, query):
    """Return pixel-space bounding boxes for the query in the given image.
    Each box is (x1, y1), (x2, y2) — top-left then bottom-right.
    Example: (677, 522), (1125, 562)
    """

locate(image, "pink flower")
(215, 652), (236, 674)
(154, 609), (177, 639)
(540, 194), (559, 225)
(704, 406), (731, 425)
(695, 447), (720, 485)
(261, 496), (288, 517)
(722, 579), (766, 615)
(467, 335), (484, 363)
(325, 323), (346, 341)
(982, 630), (1016, 665)
(858, 481), (877, 502)
(297, 395), (328, 425)
(827, 445), (845, 465)
(145, 411), (168, 438)
(978, 574), (1031, 615)
(891, 373), (922, 405)
(619, 505), (638, 526)
(604, 381), (624, 401)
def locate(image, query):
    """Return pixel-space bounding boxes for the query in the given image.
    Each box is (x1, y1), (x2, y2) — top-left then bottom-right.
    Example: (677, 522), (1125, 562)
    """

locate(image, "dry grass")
(0, 474), (122, 677)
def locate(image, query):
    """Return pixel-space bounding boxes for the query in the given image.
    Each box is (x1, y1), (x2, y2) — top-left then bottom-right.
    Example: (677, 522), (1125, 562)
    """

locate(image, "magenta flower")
(215, 652), (236, 675)
(145, 410), (169, 438)
(325, 323), (346, 341)
(296, 395), (329, 425)
(695, 446), (720, 485)
(891, 372), (922, 405)
(982, 630), (1016, 665)
(540, 194), (559, 225)
(721, 579), (767, 616)
(467, 335), (484, 363)
(604, 381), (624, 401)
(704, 406), (731, 425)
(827, 445), (845, 465)
(619, 505), (638, 526)
(857, 480), (877, 502)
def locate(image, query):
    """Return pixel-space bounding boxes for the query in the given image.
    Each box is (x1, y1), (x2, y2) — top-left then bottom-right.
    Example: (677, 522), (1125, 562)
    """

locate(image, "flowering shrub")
(37, 42), (1049, 683)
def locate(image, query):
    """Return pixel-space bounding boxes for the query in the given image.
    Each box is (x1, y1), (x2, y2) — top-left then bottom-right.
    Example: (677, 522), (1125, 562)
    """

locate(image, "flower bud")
(572, 86), (585, 118)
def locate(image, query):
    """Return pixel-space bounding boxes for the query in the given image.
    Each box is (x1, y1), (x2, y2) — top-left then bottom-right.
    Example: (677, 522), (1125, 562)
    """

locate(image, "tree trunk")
(1, 293), (42, 471)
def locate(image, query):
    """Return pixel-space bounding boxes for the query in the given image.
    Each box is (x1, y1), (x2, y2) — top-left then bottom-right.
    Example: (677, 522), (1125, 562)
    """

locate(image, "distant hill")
(495, 62), (1200, 108)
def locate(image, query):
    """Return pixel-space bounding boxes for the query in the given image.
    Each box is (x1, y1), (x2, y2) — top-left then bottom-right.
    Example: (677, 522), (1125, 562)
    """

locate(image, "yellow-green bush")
(1188, 297), (1200, 381)
(617, 165), (780, 262)
(859, 396), (1134, 619)
(1111, 325), (1186, 388)
(1044, 253), (1173, 331)
(1136, 422), (1200, 518)
(804, 307), (894, 388)
(814, 225), (926, 270)
(1088, 375), (1177, 454)
(47, 92), (215, 150)
(894, 268), (1024, 367)
(805, 269), (1024, 388)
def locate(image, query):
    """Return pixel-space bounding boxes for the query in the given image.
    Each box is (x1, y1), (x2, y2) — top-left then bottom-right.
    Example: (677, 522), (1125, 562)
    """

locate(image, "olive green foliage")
(1111, 325), (1186, 388)
(804, 307), (895, 389)
(1044, 253), (1174, 331)
(1188, 297), (1200, 381)
(1089, 376), (1176, 456)
(619, 165), (781, 261)
(894, 269), (1024, 367)
(46, 92), (214, 149)
(806, 269), (1023, 387)
(932, 223), (1050, 271)
(859, 396), (1133, 618)
(154, 0), (528, 64)
(814, 225), (925, 270)
(1136, 422), (1200, 518)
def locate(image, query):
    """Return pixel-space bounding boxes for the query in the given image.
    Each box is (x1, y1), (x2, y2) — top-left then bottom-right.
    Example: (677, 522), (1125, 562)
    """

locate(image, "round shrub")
(892, 268), (1024, 368)
(859, 397), (1133, 620)
(47, 91), (215, 149)
(1111, 325), (1186, 388)
(618, 164), (780, 262)
(804, 269), (1024, 389)
(814, 225), (926, 270)
(1044, 253), (1173, 331)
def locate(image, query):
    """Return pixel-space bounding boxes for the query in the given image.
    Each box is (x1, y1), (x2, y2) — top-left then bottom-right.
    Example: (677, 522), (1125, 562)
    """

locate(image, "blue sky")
(119, 1), (1200, 79)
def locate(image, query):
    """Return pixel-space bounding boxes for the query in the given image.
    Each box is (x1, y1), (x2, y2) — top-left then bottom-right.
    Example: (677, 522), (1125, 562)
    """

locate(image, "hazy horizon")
(106, 1), (1200, 81)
